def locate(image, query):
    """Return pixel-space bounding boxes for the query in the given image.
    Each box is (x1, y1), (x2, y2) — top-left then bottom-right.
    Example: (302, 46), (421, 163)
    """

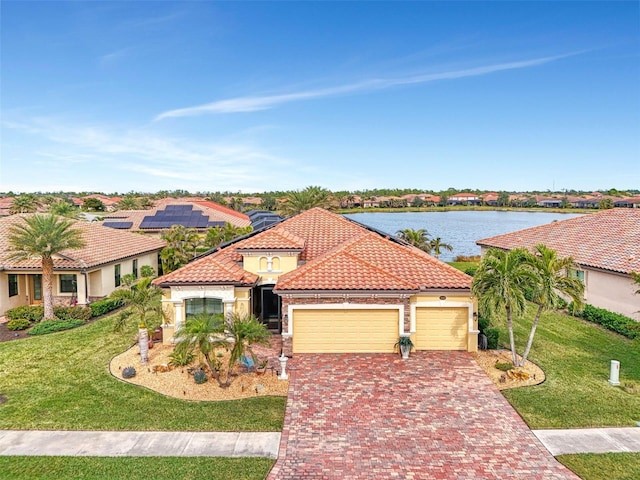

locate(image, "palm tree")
(160, 225), (201, 273)
(429, 237), (453, 259)
(47, 199), (79, 218)
(396, 228), (432, 253)
(9, 194), (40, 214)
(116, 195), (140, 210)
(112, 276), (166, 365)
(279, 186), (331, 216)
(7, 214), (85, 320)
(204, 226), (225, 249)
(223, 312), (271, 386)
(174, 313), (229, 386)
(519, 244), (584, 366)
(472, 247), (537, 366)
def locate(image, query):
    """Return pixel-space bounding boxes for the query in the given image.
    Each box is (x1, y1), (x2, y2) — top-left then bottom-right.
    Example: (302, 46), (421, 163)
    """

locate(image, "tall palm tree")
(47, 199), (79, 218)
(116, 195), (140, 210)
(223, 312), (271, 387)
(429, 237), (453, 259)
(9, 194), (40, 214)
(396, 228), (432, 254)
(521, 244), (584, 366)
(472, 247), (537, 365)
(112, 276), (166, 365)
(7, 214), (85, 320)
(160, 225), (201, 273)
(174, 313), (229, 386)
(279, 186), (331, 216)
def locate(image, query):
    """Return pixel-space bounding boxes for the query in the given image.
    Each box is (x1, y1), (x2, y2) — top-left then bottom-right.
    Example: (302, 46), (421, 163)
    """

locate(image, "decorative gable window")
(185, 298), (223, 319)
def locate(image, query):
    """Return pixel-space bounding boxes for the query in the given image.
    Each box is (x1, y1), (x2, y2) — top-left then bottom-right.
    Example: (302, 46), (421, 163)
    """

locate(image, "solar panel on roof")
(103, 221), (133, 229)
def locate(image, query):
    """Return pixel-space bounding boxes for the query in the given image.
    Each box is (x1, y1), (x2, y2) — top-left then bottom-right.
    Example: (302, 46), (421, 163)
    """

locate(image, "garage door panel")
(415, 307), (468, 351)
(293, 309), (398, 353)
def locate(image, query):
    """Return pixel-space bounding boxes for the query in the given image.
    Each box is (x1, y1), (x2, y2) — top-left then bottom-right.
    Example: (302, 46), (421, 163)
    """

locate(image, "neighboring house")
(481, 192), (500, 206)
(614, 196), (640, 208)
(101, 199), (250, 235)
(0, 215), (165, 316)
(477, 208), (640, 320)
(448, 193), (481, 206)
(72, 194), (122, 211)
(154, 208), (477, 356)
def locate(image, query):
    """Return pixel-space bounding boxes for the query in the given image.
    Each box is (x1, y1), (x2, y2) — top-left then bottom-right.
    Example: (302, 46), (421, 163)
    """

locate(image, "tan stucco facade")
(0, 252), (160, 316)
(584, 268), (640, 321)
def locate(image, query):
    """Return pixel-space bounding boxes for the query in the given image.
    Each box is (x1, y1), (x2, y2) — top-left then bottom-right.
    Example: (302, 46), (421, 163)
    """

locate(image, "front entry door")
(253, 285), (281, 332)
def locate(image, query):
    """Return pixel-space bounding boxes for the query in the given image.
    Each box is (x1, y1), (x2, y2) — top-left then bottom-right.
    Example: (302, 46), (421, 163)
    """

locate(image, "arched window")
(272, 257), (280, 271)
(259, 257), (268, 271)
(185, 298), (223, 319)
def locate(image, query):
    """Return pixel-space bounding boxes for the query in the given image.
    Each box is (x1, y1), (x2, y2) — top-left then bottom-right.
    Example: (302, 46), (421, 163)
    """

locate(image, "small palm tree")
(429, 237), (453, 259)
(47, 199), (79, 218)
(160, 225), (201, 273)
(223, 312), (271, 387)
(174, 313), (229, 386)
(9, 194), (40, 214)
(396, 228), (432, 253)
(116, 195), (140, 210)
(472, 248), (537, 365)
(521, 244), (584, 366)
(279, 186), (331, 216)
(7, 214), (85, 320)
(112, 276), (166, 365)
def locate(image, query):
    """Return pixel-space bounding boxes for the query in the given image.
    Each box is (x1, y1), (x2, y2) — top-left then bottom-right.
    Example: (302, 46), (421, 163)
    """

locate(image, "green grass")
(557, 453), (640, 480)
(496, 304), (640, 428)
(447, 261), (479, 272)
(0, 456), (274, 480)
(0, 316), (285, 431)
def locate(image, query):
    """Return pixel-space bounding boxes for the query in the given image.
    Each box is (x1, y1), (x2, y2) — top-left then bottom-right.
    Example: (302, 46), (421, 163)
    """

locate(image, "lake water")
(344, 211), (584, 262)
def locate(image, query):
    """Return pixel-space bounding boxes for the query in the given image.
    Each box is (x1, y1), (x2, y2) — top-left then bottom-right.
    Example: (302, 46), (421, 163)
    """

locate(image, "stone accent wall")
(280, 295), (410, 356)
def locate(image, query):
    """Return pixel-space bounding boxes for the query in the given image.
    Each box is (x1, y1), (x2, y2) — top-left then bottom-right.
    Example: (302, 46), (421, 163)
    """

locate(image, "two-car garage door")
(292, 309), (399, 353)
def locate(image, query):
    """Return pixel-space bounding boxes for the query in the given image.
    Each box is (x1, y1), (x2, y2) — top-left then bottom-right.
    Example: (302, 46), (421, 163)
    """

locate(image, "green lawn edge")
(0, 315), (285, 431)
(0, 456), (274, 480)
(556, 453), (640, 480)
(497, 304), (640, 428)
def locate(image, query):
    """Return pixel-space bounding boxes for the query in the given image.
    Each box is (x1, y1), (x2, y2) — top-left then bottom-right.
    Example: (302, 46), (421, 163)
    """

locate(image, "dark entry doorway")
(253, 285), (281, 332)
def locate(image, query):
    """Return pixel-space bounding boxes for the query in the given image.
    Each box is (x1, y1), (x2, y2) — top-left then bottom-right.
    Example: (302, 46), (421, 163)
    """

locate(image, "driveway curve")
(268, 351), (578, 479)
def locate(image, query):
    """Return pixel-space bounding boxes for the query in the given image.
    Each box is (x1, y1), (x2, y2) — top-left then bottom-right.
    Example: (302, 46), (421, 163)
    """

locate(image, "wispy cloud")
(155, 52), (581, 120)
(98, 47), (133, 67)
(2, 118), (294, 192)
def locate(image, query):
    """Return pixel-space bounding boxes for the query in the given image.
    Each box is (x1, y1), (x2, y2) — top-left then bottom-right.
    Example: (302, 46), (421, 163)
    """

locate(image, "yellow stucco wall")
(241, 253), (298, 283)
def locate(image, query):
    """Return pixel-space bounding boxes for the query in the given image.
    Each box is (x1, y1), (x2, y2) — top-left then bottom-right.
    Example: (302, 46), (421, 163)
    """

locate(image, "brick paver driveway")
(267, 352), (578, 479)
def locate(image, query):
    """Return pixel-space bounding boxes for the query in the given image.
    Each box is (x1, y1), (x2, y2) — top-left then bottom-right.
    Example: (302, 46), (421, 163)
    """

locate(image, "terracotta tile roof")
(0, 214), (165, 271)
(275, 231), (471, 291)
(476, 208), (640, 274)
(154, 249), (258, 286)
(154, 208), (471, 292)
(235, 228), (305, 251)
(103, 200), (250, 230)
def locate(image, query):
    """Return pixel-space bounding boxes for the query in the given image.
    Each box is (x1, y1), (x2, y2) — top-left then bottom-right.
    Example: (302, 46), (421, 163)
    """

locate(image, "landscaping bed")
(472, 348), (545, 390)
(110, 340), (289, 401)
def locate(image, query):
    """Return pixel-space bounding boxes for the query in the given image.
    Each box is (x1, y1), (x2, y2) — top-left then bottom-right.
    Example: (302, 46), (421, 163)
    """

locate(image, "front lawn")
(0, 316), (285, 431)
(497, 304), (640, 428)
(0, 456), (273, 480)
(557, 453), (640, 480)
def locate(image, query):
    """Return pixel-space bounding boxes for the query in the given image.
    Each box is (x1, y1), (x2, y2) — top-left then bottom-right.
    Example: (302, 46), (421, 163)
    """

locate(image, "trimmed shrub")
(572, 303), (640, 340)
(53, 306), (92, 322)
(6, 318), (31, 331)
(5, 305), (44, 322)
(464, 266), (477, 277)
(495, 362), (513, 372)
(28, 319), (84, 336)
(484, 328), (500, 350)
(477, 316), (490, 333)
(90, 298), (124, 317)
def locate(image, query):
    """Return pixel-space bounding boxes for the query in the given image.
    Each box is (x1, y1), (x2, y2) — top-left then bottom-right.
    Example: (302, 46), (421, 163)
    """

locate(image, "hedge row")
(6, 299), (122, 323)
(571, 303), (640, 340)
(89, 298), (124, 317)
(28, 319), (85, 336)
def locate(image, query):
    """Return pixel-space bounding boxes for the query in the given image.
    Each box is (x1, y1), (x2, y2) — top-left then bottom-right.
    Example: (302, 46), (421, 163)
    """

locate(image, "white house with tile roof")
(154, 208), (478, 356)
(477, 208), (640, 320)
(0, 214), (165, 315)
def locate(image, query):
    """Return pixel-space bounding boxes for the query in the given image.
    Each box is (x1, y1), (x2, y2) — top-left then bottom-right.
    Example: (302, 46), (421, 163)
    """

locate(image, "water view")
(344, 211), (585, 262)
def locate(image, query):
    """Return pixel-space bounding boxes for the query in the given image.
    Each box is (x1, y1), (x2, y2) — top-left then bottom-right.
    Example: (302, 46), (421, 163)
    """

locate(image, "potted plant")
(256, 359), (268, 375)
(394, 336), (414, 360)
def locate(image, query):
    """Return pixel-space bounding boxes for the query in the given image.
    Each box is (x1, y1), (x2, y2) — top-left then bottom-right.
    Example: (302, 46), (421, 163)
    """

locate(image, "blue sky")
(1, 1), (638, 194)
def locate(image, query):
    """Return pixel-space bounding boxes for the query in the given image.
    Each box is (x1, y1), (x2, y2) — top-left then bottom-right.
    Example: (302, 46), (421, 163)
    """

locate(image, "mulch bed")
(0, 323), (30, 342)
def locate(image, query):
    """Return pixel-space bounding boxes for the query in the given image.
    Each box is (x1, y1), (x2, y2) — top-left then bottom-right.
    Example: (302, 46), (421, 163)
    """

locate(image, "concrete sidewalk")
(533, 427), (640, 455)
(0, 430), (280, 458)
